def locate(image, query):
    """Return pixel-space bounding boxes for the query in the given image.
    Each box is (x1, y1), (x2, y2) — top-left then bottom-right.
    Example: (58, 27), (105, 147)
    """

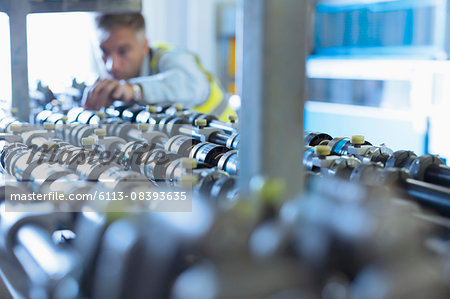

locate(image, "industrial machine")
(1, 103), (450, 298)
(1, 0), (450, 298)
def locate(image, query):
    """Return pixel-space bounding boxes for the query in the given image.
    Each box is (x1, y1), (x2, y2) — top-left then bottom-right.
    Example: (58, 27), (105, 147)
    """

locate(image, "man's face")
(99, 26), (149, 80)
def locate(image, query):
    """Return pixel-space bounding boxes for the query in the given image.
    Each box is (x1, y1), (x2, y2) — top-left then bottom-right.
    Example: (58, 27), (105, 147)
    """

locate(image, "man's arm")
(82, 79), (136, 110)
(82, 50), (211, 110)
(129, 50), (210, 108)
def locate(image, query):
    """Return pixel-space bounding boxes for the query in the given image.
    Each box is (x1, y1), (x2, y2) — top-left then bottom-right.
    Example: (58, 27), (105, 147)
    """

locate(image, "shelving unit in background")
(315, 0), (449, 58)
(307, 0), (450, 162)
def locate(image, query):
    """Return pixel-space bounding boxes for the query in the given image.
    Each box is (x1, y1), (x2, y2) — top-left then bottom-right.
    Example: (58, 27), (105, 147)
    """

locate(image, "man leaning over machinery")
(83, 12), (235, 121)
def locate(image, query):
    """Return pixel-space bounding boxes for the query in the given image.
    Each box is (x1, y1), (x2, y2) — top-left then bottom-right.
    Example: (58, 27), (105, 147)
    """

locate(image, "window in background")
(0, 12), (12, 111)
(314, 0), (447, 58)
(217, 3), (236, 95)
(307, 0), (450, 157)
(307, 78), (411, 109)
(27, 12), (100, 94)
(216, 3), (241, 111)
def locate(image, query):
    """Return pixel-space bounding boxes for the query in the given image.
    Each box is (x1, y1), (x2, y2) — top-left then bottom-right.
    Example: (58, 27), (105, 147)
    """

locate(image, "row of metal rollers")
(0, 109), (241, 203)
(304, 132), (450, 217)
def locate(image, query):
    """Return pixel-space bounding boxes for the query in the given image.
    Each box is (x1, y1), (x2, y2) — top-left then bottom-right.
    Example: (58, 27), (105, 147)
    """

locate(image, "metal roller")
(387, 151), (450, 188)
(165, 135), (201, 157)
(189, 142), (230, 167)
(217, 150), (238, 175)
(140, 149), (180, 183)
(350, 163), (450, 217)
(304, 131), (332, 147)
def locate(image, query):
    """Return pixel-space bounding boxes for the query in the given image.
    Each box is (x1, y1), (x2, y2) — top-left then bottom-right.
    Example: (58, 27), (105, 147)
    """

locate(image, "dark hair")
(95, 13), (146, 33)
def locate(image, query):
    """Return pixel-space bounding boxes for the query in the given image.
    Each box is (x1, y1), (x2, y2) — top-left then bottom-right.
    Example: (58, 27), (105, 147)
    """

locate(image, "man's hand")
(82, 79), (136, 110)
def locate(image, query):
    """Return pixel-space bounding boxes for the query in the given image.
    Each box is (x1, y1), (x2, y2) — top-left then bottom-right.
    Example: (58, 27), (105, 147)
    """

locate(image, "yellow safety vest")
(150, 43), (236, 122)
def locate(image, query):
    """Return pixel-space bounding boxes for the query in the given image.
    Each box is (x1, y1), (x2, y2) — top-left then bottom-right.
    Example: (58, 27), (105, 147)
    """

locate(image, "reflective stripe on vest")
(150, 43), (236, 122)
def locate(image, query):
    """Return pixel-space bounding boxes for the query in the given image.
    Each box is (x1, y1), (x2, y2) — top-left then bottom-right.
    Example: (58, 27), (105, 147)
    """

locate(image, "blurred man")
(83, 13), (234, 120)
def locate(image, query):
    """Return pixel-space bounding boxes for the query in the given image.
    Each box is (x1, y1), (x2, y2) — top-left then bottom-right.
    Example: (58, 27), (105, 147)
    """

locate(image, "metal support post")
(237, 0), (310, 198)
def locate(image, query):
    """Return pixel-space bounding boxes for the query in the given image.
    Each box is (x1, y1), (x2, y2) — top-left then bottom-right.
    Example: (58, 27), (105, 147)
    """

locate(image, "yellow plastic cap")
(228, 114), (237, 122)
(82, 137), (95, 146)
(138, 123), (149, 132)
(195, 119), (207, 127)
(351, 135), (365, 145)
(315, 145), (331, 156)
(181, 158), (197, 169)
(10, 124), (22, 133)
(173, 104), (183, 111)
(94, 128), (106, 137)
(147, 105), (157, 113)
(42, 141), (57, 150)
(178, 175), (199, 188)
(96, 112), (106, 119)
(250, 176), (286, 204)
(11, 108), (18, 116)
(61, 116), (68, 123)
(43, 123), (55, 130)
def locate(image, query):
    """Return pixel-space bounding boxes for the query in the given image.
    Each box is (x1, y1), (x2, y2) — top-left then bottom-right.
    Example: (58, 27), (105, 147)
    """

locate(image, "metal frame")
(0, 0), (141, 122)
(1, 0), (309, 195)
(238, 0), (310, 198)
(2, 0), (30, 122)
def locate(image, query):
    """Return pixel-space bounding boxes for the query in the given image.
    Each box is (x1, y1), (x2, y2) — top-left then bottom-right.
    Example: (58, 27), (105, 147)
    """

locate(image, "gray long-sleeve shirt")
(129, 48), (211, 108)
